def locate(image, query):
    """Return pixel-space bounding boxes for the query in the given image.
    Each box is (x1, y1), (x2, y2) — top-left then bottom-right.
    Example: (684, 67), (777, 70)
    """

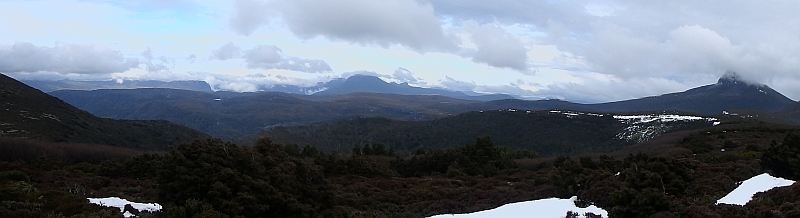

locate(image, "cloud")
(243, 45), (332, 73)
(475, 84), (534, 97)
(235, 0), (458, 52)
(243, 45), (282, 65)
(0, 42), (139, 75)
(141, 47), (172, 74)
(209, 42), (242, 60)
(422, 1), (800, 96)
(392, 67), (419, 83)
(580, 24), (800, 84)
(341, 70), (387, 79)
(202, 72), (331, 92)
(463, 22), (530, 71)
(439, 76), (477, 91)
(228, 0), (274, 36)
(421, 0), (592, 33)
(209, 42), (332, 73)
(534, 77), (705, 103)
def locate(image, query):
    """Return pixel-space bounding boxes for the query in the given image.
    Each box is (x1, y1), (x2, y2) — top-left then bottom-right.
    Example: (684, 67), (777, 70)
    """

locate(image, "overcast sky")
(1, 0), (799, 103)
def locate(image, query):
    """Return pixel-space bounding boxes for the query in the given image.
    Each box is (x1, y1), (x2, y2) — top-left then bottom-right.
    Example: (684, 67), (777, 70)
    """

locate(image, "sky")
(2, 0), (800, 103)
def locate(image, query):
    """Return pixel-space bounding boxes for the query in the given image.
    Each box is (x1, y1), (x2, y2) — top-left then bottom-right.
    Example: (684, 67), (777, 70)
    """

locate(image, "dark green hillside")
(51, 89), (479, 140)
(0, 73), (208, 150)
(258, 110), (716, 157)
(2, 121), (800, 217)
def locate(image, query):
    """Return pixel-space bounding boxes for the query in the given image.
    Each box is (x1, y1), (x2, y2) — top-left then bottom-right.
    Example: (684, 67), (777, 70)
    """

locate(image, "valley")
(2, 73), (800, 217)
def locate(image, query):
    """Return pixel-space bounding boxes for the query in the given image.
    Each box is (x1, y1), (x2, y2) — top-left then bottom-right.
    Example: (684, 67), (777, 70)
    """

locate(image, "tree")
(762, 133), (800, 180)
(158, 138), (332, 217)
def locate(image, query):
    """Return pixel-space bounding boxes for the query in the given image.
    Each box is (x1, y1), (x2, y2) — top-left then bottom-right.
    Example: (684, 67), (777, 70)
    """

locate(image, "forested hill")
(256, 110), (719, 157)
(0, 73), (208, 150)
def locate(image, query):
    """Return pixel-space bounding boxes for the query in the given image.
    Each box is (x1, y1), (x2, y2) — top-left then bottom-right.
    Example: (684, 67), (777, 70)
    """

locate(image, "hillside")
(0, 73), (208, 150)
(473, 72), (796, 115)
(590, 72), (796, 114)
(4, 119), (799, 217)
(256, 110), (719, 156)
(50, 90), (478, 140)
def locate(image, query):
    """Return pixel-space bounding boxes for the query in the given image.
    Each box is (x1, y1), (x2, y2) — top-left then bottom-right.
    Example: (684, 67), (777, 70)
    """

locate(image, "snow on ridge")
(716, 173), (795, 206)
(612, 114), (719, 143)
(87, 197), (162, 218)
(613, 114), (718, 125)
(546, 110), (604, 117)
(428, 196), (607, 218)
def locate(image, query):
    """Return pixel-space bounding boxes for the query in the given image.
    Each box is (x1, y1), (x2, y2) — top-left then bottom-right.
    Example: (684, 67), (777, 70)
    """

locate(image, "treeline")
(258, 110), (638, 157)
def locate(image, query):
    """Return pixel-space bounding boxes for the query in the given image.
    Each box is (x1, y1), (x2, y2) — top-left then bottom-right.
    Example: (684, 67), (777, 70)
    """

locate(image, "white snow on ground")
(716, 173), (796, 205)
(428, 196), (607, 218)
(87, 197), (162, 218)
(612, 114), (720, 143)
(613, 114), (718, 124)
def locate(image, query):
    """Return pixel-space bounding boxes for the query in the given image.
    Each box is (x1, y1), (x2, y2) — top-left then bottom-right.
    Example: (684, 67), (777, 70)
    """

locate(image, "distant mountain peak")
(344, 74), (387, 83)
(717, 71), (758, 86)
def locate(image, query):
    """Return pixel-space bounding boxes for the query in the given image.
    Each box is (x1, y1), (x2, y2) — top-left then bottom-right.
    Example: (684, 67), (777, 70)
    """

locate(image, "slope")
(0, 73), (208, 150)
(50, 90), (477, 140)
(257, 110), (719, 157)
(472, 72), (795, 115)
(591, 72), (795, 114)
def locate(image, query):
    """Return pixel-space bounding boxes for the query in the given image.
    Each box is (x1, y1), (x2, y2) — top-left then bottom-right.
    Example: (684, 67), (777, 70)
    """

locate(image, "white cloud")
(243, 45), (282, 65)
(392, 67), (419, 83)
(248, 0), (459, 52)
(228, 0), (274, 36)
(209, 42), (242, 60)
(536, 76), (709, 103)
(0, 42), (139, 75)
(463, 22), (530, 71)
(242, 45), (332, 73)
(439, 76), (477, 91)
(341, 70), (387, 79)
(209, 42), (332, 73)
(141, 47), (173, 74)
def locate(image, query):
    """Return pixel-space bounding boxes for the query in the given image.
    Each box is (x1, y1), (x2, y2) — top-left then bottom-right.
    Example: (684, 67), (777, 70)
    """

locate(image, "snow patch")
(428, 196), (607, 218)
(716, 173), (795, 205)
(613, 114), (719, 143)
(87, 197), (162, 218)
(613, 114), (717, 124)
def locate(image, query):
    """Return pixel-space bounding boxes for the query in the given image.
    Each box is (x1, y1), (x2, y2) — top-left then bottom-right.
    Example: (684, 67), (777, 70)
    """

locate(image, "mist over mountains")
(4, 71), (800, 217)
(26, 74), (517, 102)
(44, 72), (800, 140)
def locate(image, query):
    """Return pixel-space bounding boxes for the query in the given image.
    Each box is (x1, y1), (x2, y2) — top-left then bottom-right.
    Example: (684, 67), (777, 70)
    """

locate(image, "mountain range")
(311, 74), (517, 101)
(24, 74), (516, 101)
(22, 79), (214, 93)
(0, 73), (208, 150)
(46, 72), (800, 140)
